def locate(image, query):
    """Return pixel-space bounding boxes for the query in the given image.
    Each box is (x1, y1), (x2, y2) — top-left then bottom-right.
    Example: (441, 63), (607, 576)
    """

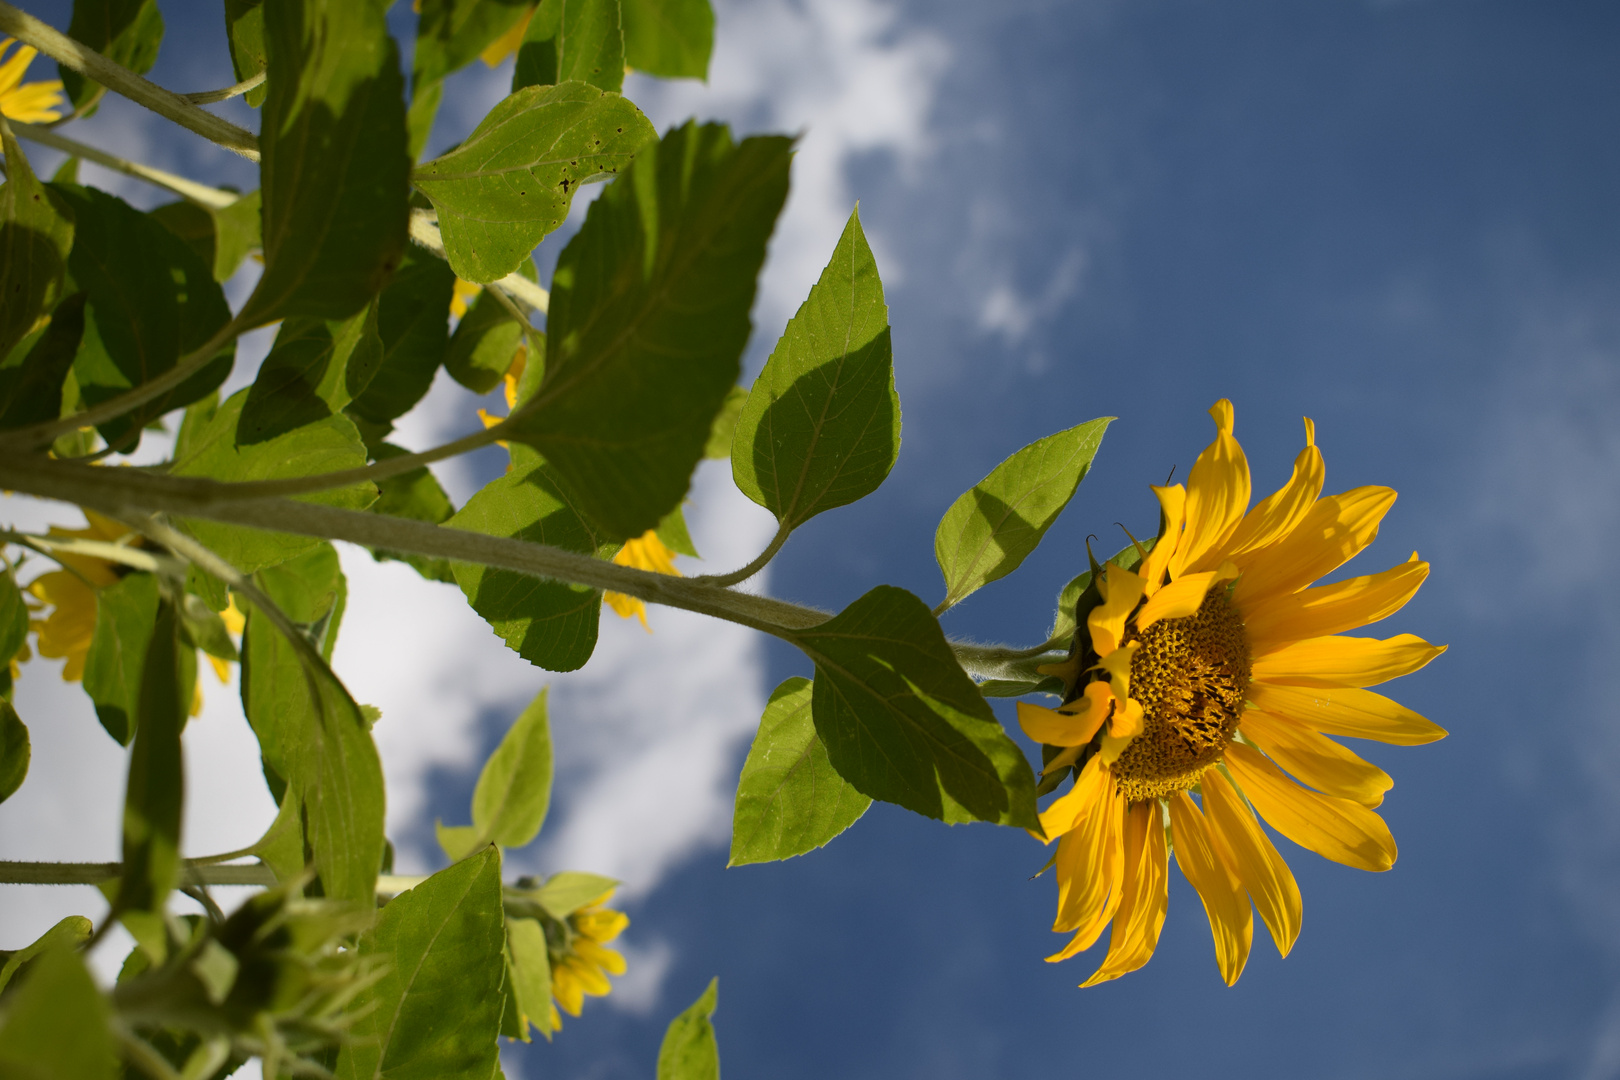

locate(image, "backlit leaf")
(535, 870), (617, 918)
(732, 207), (896, 531)
(621, 0), (712, 80)
(0, 917), (93, 995)
(656, 977), (719, 1080)
(729, 677), (870, 866)
(369, 443), (458, 583)
(0, 128), (73, 376)
(240, 304), (384, 445)
(787, 585), (1039, 828)
(82, 571), (160, 746)
(471, 687), (554, 847)
(505, 122), (792, 540)
(413, 0), (534, 89)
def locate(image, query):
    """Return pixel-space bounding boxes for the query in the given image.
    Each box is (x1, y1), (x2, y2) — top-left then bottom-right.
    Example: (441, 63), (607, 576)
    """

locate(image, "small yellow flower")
(605, 531), (681, 631)
(1023, 400), (1446, 987)
(450, 277), (482, 320)
(0, 38), (66, 123)
(26, 511), (131, 682)
(549, 890), (628, 1028)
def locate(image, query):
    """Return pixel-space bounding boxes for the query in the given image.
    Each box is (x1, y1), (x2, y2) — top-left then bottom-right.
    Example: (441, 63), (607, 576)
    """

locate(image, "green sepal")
(534, 870), (618, 919)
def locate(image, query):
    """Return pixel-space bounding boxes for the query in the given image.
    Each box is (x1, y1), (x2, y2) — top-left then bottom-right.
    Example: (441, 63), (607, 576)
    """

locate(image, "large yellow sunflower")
(1017, 399), (1446, 986)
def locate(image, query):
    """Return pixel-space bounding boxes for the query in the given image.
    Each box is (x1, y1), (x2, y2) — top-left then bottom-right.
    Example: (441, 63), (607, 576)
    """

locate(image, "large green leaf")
(346, 248), (456, 423)
(149, 191), (263, 283)
(414, 82), (655, 284)
(621, 0), (712, 80)
(240, 305), (383, 445)
(336, 848), (505, 1080)
(729, 677), (869, 866)
(732, 207), (896, 532)
(934, 417), (1111, 612)
(413, 0), (534, 89)
(534, 870), (617, 918)
(0, 945), (117, 1080)
(115, 599), (185, 920)
(514, 0), (625, 94)
(239, 0), (410, 326)
(240, 602), (384, 906)
(170, 387), (375, 575)
(55, 185), (233, 451)
(0, 700), (28, 804)
(506, 122), (792, 540)
(82, 571), (160, 746)
(447, 460), (606, 672)
(471, 687), (554, 848)
(58, 0), (165, 113)
(786, 586), (1038, 828)
(0, 293), (85, 430)
(223, 0), (268, 107)
(0, 129), (73, 374)
(657, 977), (719, 1080)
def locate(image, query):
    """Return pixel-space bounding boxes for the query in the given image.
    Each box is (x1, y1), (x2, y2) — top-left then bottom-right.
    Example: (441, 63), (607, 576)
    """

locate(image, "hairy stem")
(182, 71), (265, 106)
(0, 1), (261, 161)
(694, 520), (790, 587)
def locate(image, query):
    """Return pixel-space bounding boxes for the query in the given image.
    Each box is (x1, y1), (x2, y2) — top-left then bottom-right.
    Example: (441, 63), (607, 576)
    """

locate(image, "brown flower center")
(1112, 588), (1251, 802)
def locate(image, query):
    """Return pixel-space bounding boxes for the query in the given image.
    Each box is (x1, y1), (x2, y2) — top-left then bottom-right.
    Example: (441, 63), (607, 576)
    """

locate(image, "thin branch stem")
(182, 71), (265, 106)
(0, 860), (278, 886)
(11, 121), (239, 208)
(408, 209), (550, 314)
(694, 521), (790, 587)
(0, 2), (260, 162)
(0, 530), (184, 576)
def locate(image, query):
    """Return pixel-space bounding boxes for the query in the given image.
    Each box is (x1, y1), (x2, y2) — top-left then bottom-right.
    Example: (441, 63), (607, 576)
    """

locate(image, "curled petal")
(1233, 486), (1397, 603)
(1220, 418), (1325, 560)
(1243, 555), (1429, 648)
(1088, 563), (1146, 657)
(1176, 400), (1252, 577)
(1018, 688), (1110, 748)
(1140, 484), (1185, 597)
(1135, 562), (1238, 633)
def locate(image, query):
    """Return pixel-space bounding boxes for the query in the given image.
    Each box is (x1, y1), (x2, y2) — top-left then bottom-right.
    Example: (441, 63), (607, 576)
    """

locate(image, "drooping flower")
(604, 531), (681, 631)
(547, 889), (628, 1029)
(1020, 400), (1446, 986)
(0, 38), (65, 123)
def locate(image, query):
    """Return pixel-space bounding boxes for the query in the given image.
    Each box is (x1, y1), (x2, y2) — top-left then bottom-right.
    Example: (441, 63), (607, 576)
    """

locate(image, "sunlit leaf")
(471, 687), (554, 848)
(514, 0), (625, 94)
(657, 977), (719, 1080)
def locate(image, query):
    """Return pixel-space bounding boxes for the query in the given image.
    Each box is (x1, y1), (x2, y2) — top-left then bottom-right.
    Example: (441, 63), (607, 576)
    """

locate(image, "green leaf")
(0, 917), (93, 995)
(55, 185), (233, 451)
(447, 460), (606, 672)
(0, 701), (28, 804)
(504, 915), (553, 1040)
(115, 598), (186, 920)
(255, 542), (346, 663)
(514, 0), (625, 94)
(82, 571), (160, 745)
(506, 122), (792, 540)
(934, 418), (1111, 612)
(702, 384), (745, 459)
(729, 677), (870, 866)
(223, 0), (268, 107)
(240, 304), (384, 444)
(179, 593), (238, 664)
(369, 443), (458, 582)
(414, 82), (655, 284)
(336, 848), (506, 1080)
(786, 585), (1038, 829)
(732, 207), (896, 532)
(239, 0), (409, 326)
(0, 126), (74, 364)
(656, 977), (719, 1080)
(435, 822), (481, 862)
(0, 293), (85, 430)
(170, 387), (375, 575)
(535, 870), (617, 918)
(621, 0), (712, 80)
(445, 285), (527, 395)
(412, 0), (533, 89)
(59, 0), (165, 114)
(655, 502), (697, 557)
(470, 687), (554, 848)
(0, 944), (117, 1080)
(149, 193), (263, 283)
(0, 569), (29, 668)
(346, 248), (456, 423)
(240, 602), (385, 905)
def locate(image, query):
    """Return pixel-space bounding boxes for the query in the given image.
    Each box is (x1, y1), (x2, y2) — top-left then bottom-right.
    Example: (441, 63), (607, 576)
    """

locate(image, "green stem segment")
(0, 860), (429, 895)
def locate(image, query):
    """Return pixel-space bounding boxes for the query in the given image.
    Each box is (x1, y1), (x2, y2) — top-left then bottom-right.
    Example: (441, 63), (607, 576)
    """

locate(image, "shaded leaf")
(447, 460), (605, 671)
(239, 0), (409, 326)
(415, 81), (655, 284)
(471, 687), (554, 847)
(732, 207), (895, 531)
(369, 443), (458, 582)
(179, 593), (237, 664)
(0, 944), (116, 1080)
(223, 0), (268, 106)
(621, 0), (712, 80)
(935, 418), (1111, 611)
(115, 598), (186, 920)
(535, 870), (617, 918)
(59, 0), (163, 113)
(0, 917), (93, 995)
(346, 248), (456, 423)
(149, 192), (263, 283)
(506, 122), (792, 540)
(702, 384), (745, 459)
(240, 304), (383, 444)
(0, 568), (29, 667)
(787, 585), (1039, 828)
(656, 977), (719, 1080)
(435, 822), (481, 862)
(729, 677), (870, 866)
(0, 701), (28, 804)
(0, 127), (74, 365)
(655, 502), (697, 558)
(514, 0), (625, 94)
(413, 0), (533, 89)
(504, 915), (553, 1040)
(445, 284), (527, 394)
(335, 848), (505, 1080)
(0, 292), (85, 430)
(82, 571), (160, 745)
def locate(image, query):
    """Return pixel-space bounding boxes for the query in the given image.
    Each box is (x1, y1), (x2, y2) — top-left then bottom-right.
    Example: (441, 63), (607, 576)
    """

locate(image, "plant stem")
(11, 122), (238, 208)
(182, 71), (265, 106)
(0, 860), (277, 886)
(0, 1), (261, 162)
(694, 520), (790, 587)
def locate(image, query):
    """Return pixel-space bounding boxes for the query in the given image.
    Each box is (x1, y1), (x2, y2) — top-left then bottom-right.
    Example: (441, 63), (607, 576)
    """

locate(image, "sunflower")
(1017, 400), (1446, 986)
(27, 511), (133, 682)
(547, 889), (628, 1029)
(0, 38), (66, 123)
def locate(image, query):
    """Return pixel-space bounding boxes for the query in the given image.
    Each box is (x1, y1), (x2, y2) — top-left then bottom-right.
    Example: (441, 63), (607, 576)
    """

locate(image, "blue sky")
(5, 1), (1620, 1077)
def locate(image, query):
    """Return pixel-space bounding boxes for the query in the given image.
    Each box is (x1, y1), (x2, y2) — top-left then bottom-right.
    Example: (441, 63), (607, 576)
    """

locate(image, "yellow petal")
(1251, 633), (1446, 689)
(208, 654), (232, 684)
(1093, 641), (1138, 702)
(1175, 400), (1251, 577)
(1, 80), (65, 123)
(1169, 789), (1252, 985)
(1087, 563), (1145, 656)
(1239, 708), (1392, 808)
(450, 277), (482, 319)
(1140, 484), (1185, 597)
(1107, 694), (1144, 740)
(1233, 486), (1397, 604)
(614, 530), (682, 577)
(1051, 761), (1125, 943)
(1224, 743), (1396, 872)
(603, 590), (650, 630)
(1039, 753), (1109, 841)
(1219, 418), (1324, 560)
(0, 39), (36, 96)
(1201, 766), (1302, 957)
(1247, 682), (1447, 746)
(479, 4), (537, 67)
(1018, 690), (1109, 748)
(1242, 556), (1429, 647)
(1134, 562), (1238, 634)
(1080, 800), (1169, 986)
